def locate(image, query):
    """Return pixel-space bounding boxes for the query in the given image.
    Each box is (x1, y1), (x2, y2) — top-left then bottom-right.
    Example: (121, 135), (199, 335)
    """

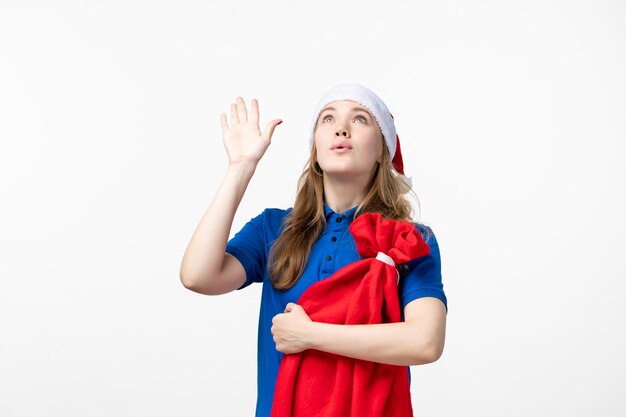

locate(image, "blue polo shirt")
(225, 201), (447, 417)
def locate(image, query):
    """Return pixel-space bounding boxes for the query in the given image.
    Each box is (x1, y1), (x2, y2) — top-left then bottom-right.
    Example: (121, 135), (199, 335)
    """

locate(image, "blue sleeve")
(398, 225), (448, 314)
(225, 210), (267, 290)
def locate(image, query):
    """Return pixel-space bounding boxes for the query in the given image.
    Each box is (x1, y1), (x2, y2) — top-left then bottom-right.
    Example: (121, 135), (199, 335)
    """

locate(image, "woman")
(180, 83), (448, 417)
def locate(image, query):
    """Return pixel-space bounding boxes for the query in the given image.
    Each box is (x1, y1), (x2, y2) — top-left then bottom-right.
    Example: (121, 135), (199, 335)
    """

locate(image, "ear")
(378, 134), (386, 163)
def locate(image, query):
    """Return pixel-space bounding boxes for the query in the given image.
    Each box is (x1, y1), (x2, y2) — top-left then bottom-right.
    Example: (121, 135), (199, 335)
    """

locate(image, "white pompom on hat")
(308, 83), (412, 188)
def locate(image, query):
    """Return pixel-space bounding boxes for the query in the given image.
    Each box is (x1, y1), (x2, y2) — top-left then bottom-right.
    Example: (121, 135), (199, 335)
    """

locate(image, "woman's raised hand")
(220, 97), (283, 166)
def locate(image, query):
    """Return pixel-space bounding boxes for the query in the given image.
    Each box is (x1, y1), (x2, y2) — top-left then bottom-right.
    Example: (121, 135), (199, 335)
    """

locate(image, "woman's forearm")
(179, 161), (257, 290)
(305, 321), (436, 367)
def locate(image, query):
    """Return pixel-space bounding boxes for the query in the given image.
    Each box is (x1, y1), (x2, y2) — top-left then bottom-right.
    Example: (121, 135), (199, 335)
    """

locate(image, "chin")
(318, 162), (350, 173)
(321, 166), (366, 178)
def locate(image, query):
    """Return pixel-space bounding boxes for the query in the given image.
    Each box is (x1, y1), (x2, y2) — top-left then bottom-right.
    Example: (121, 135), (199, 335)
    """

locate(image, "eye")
(320, 114), (367, 123)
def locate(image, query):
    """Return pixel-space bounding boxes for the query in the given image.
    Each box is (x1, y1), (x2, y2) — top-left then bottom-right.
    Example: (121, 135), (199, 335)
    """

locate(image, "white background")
(1, 1), (624, 416)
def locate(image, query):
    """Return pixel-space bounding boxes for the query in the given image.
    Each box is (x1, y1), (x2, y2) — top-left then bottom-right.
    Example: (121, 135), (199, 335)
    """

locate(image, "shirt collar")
(323, 200), (359, 222)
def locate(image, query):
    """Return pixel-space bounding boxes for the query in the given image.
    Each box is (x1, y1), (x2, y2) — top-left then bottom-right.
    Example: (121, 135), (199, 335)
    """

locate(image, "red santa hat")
(308, 83), (412, 188)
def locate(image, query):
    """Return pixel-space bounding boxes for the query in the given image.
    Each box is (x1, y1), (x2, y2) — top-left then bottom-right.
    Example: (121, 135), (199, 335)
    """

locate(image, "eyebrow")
(320, 106), (371, 115)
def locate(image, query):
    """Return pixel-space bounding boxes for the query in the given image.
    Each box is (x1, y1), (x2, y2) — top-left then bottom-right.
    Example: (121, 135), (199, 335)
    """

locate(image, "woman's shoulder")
(259, 206), (293, 221)
(261, 206), (293, 215)
(254, 206), (294, 232)
(408, 221), (436, 246)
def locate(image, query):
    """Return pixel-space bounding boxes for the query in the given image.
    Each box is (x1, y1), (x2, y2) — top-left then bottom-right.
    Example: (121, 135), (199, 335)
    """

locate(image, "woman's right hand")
(220, 97), (283, 166)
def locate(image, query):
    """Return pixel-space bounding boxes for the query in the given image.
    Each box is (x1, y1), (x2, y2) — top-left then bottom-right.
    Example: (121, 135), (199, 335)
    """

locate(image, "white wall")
(1, 0), (624, 416)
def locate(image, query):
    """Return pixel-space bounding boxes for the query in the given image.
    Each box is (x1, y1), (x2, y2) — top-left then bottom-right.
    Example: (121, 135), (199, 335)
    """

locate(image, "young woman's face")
(313, 100), (383, 180)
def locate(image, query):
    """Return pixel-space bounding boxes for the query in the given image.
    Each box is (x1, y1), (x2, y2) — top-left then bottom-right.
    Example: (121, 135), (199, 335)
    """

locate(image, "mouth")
(332, 147), (352, 153)
(331, 141), (352, 151)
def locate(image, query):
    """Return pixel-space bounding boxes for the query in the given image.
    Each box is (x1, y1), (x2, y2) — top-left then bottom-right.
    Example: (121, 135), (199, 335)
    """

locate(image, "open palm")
(220, 97), (282, 165)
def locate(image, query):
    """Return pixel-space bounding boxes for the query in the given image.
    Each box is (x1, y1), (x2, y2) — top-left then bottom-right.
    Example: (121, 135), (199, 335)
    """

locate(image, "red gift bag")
(270, 211), (431, 417)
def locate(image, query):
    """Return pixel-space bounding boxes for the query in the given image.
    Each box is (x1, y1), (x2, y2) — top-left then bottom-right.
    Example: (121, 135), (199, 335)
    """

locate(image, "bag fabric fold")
(270, 211), (431, 417)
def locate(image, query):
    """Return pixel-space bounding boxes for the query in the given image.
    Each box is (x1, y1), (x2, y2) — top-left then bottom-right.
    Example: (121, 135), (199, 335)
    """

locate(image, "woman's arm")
(179, 97), (282, 294)
(272, 297), (446, 366)
(304, 297), (446, 366)
(179, 161), (257, 294)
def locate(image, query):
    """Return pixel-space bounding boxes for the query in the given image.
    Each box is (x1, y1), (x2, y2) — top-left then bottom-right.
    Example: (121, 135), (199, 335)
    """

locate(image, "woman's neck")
(322, 174), (368, 214)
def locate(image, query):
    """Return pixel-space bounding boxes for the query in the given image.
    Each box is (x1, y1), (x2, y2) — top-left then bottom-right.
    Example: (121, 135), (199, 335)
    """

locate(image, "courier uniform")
(225, 200), (448, 417)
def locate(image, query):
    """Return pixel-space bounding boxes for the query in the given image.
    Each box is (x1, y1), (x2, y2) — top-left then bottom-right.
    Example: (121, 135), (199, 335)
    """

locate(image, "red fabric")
(391, 133), (405, 175)
(270, 212), (431, 417)
(389, 113), (405, 175)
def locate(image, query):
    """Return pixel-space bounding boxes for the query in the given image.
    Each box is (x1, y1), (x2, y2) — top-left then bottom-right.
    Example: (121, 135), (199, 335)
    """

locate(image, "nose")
(335, 127), (350, 137)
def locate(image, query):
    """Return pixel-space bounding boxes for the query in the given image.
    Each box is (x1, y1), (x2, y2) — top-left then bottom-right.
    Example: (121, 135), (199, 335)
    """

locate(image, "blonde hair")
(267, 132), (430, 291)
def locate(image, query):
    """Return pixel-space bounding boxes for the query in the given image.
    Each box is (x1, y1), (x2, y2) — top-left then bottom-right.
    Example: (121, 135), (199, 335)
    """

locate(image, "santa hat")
(308, 83), (413, 188)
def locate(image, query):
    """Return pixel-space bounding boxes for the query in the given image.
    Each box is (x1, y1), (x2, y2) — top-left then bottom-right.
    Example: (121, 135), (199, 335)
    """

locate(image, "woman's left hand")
(271, 302), (314, 354)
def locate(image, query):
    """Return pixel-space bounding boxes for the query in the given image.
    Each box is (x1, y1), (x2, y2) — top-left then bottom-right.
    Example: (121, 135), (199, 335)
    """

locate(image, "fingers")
(263, 119), (283, 141)
(249, 98), (259, 124)
(220, 113), (229, 130)
(230, 103), (238, 124)
(236, 96), (248, 122)
(228, 97), (252, 125)
(224, 97), (278, 134)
